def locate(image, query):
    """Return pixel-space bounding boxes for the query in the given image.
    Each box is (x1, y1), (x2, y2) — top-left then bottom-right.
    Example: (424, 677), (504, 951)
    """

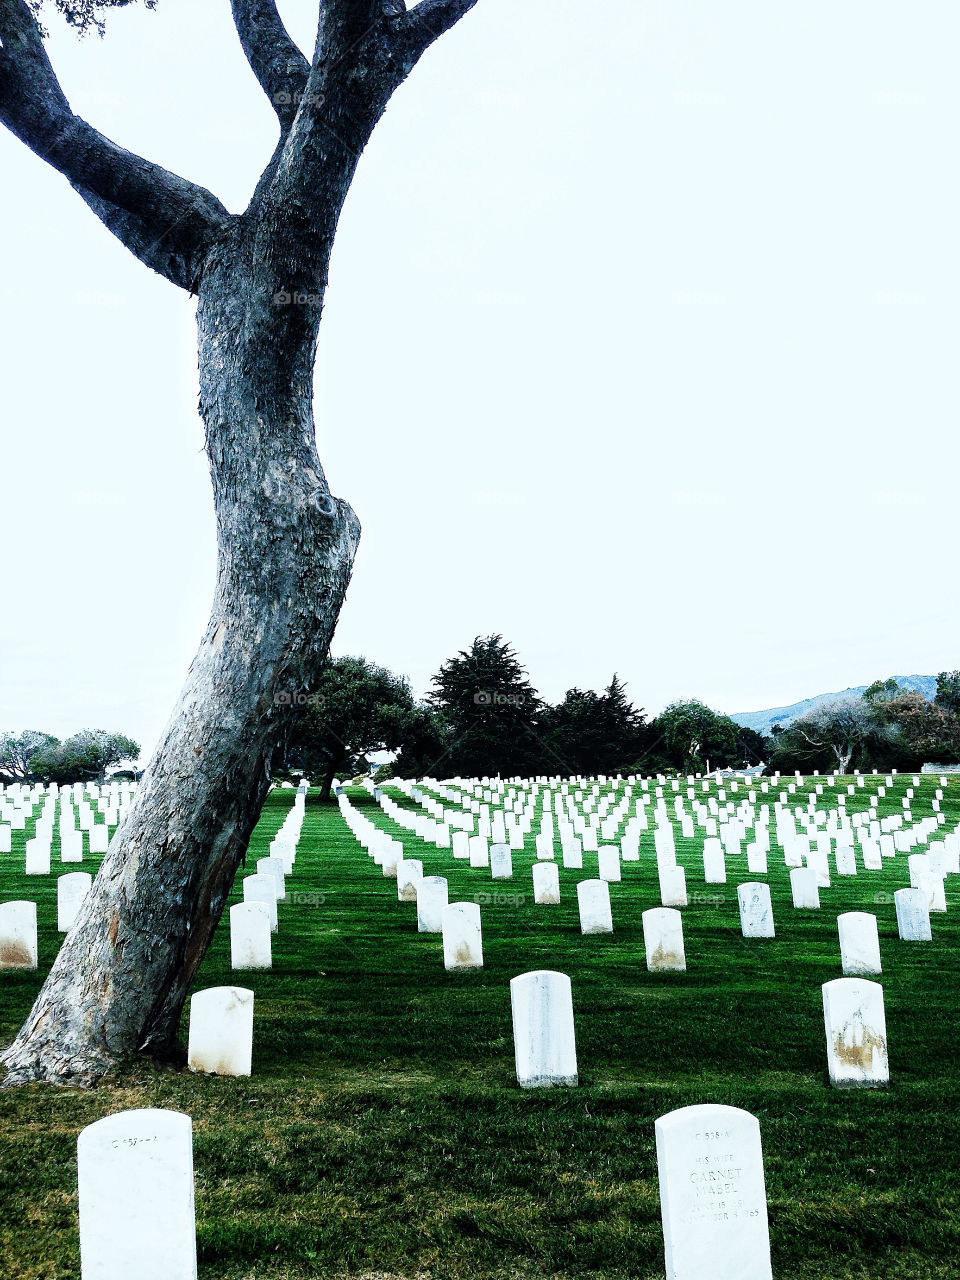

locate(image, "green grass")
(2, 776), (960, 1278)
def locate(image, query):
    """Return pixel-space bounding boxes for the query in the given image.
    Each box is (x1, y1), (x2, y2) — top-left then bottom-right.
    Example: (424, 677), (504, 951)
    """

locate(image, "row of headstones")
(383, 774), (952, 878)
(0, 794), (308, 974)
(230, 794), (307, 970)
(73, 1096), (778, 1280)
(2, 792), (126, 866)
(402, 770), (949, 830)
(138, 957), (894, 1089)
(396, 868), (917, 972)
(510, 969), (889, 1089)
(362, 794), (949, 992)
(355, 783), (945, 940)
(420, 773), (959, 918)
(341, 784), (942, 955)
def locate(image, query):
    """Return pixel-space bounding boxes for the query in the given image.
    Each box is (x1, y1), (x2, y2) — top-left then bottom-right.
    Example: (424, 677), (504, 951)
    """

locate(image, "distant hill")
(730, 674), (939, 736)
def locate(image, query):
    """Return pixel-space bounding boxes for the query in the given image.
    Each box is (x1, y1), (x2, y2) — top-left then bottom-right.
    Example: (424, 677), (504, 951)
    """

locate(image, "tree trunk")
(319, 762), (339, 803)
(1, 241), (359, 1087)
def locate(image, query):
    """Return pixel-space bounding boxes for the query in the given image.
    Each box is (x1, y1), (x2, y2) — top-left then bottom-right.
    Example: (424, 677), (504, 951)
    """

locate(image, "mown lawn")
(2, 776), (960, 1279)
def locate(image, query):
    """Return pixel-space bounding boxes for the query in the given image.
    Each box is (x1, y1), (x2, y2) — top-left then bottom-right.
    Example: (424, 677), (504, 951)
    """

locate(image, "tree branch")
(229, 0), (310, 132)
(398, 0), (479, 58)
(0, 0), (231, 291)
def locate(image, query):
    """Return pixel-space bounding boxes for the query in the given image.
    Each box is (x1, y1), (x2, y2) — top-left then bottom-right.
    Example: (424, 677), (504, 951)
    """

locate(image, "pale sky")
(1, 0), (958, 763)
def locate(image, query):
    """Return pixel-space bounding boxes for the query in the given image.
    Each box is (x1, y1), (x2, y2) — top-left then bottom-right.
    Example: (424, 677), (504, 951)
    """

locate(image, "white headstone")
(242, 874), (278, 931)
(790, 866), (820, 909)
(659, 864), (688, 907)
(396, 858), (424, 902)
(187, 986), (254, 1077)
(255, 856), (286, 899)
(89, 824), (109, 854)
(416, 876), (449, 933)
(577, 879), (613, 934)
(510, 970), (578, 1088)
(0, 900), (38, 969)
(834, 844), (857, 877)
(655, 1103), (772, 1280)
(597, 845), (622, 882)
(703, 839), (726, 884)
(643, 907), (686, 972)
(746, 842), (768, 874)
(822, 977), (889, 1088)
(837, 911), (881, 976)
(561, 838), (583, 869)
(490, 843), (513, 880)
(78, 1109), (197, 1280)
(58, 871), (93, 932)
(806, 848), (831, 888)
(737, 882), (774, 938)
(441, 901), (483, 970)
(60, 827), (84, 863)
(532, 861), (561, 904)
(25, 837), (52, 875)
(894, 887), (931, 941)
(468, 835), (489, 868)
(916, 871), (946, 913)
(229, 902), (272, 970)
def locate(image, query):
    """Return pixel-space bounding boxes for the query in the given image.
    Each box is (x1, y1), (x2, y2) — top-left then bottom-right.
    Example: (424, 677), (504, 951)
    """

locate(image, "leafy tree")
(283, 657), (416, 801)
(428, 636), (544, 778)
(30, 730), (140, 785)
(543, 675), (648, 776)
(0, 731), (59, 784)
(880, 693), (960, 768)
(391, 704), (453, 780)
(863, 677), (903, 706)
(935, 670), (960, 716)
(770, 699), (891, 774)
(0, 0), (481, 1086)
(652, 700), (739, 774)
(735, 725), (769, 767)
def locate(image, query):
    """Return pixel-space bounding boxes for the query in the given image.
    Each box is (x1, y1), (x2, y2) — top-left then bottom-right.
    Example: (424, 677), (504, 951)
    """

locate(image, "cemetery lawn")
(3, 783), (960, 1279)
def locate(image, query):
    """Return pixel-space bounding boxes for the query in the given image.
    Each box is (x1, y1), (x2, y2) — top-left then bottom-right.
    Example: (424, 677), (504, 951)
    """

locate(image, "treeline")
(0, 730), (140, 785)
(281, 636), (766, 796)
(767, 674), (960, 775)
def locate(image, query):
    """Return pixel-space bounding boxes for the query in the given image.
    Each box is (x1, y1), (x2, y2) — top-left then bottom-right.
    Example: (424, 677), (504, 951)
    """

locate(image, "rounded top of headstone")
(510, 969), (572, 992)
(654, 1101), (760, 1139)
(78, 1108), (192, 1153)
(190, 985), (254, 1010)
(445, 900), (481, 920)
(821, 976), (883, 996)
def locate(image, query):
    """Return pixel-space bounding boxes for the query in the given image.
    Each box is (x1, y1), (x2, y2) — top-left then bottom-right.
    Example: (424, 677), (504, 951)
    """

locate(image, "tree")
(1, 0), (481, 1086)
(428, 635), (545, 778)
(878, 693), (960, 769)
(774, 698), (890, 774)
(30, 730), (140, 784)
(283, 656), (416, 800)
(652, 700), (739, 774)
(734, 725), (768, 768)
(543, 675), (648, 776)
(0, 731), (59, 784)
(391, 704), (452, 779)
(863, 677), (903, 706)
(935, 670), (960, 717)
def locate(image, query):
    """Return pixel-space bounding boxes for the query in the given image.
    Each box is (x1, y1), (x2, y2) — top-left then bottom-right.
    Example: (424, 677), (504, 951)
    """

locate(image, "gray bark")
(0, 0), (478, 1087)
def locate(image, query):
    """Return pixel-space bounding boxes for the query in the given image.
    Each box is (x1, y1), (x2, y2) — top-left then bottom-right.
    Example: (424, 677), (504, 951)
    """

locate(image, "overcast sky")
(1, 0), (958, 762)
